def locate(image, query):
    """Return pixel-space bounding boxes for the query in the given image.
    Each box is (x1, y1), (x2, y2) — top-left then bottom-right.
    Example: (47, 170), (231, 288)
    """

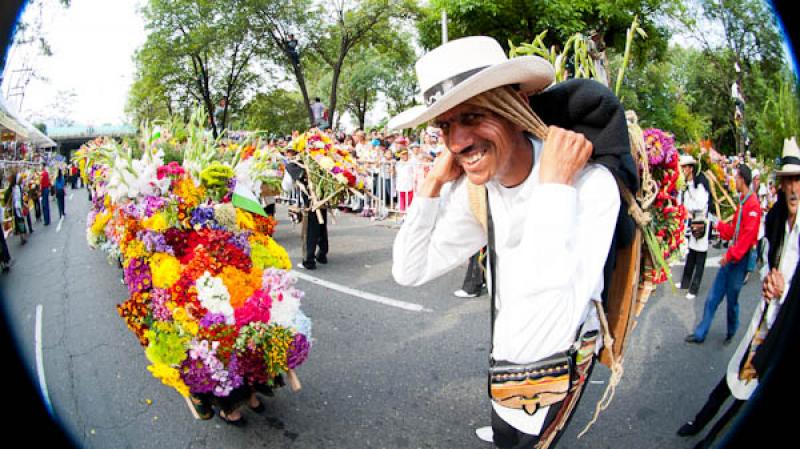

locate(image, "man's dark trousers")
(302, 208), (328, 267)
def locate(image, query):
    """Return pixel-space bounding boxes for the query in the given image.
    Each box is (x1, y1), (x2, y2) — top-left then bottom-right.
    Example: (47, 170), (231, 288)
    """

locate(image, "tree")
(134, 0), (260, 137)
(416, 0), (677, 60)
(305, 0), (417, 128)
(329, 32), (416, 129)
(241, 89), (309, 137)
(246, 0), (319, 127)
(750, 69), (800, 161)
(678, 0), (787, 156)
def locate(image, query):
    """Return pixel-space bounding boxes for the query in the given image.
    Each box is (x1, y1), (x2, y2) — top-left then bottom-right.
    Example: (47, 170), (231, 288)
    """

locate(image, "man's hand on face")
(421, 149), (463, 197)
(539, 126), (593, 185)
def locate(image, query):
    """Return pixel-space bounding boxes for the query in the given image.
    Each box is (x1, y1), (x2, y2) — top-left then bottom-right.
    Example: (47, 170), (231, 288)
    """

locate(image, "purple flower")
(92, 195), (105, 212)
(181, 356), (215, 395)
(180, 340), (244, 396)
(142, 196), (167, 217)
(200, 312), (227, 328)
(138, 230), (174, 255)
(190, 207), (216, 228)
(228, 232), (251, 256)
(139, 230), (174, 255)
(643, 128), (676, 169)
(287, 333), (310, 369)
(121, 201), (140, 219)
(150, 288), (172, 321)
(123, 258), (152, 295)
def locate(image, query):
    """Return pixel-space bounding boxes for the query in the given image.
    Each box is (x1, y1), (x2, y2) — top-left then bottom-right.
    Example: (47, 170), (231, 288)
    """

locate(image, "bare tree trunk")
(328, 41), (347, 129)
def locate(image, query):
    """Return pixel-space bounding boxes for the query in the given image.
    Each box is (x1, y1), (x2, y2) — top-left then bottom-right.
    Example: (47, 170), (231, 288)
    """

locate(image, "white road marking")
(56, 216), (64, 233)
(69, 193), (74, 201)
(291, 270), (431, 313)
(35, 305), (54, 416)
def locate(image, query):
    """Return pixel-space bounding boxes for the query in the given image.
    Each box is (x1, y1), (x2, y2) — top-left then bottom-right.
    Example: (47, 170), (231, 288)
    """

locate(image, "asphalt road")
(0, 190), (765, 449)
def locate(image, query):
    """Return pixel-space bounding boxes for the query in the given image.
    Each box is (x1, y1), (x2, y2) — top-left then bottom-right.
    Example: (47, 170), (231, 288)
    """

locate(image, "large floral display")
(75, 113), (311, 403)
(640, 128), (687, 285)
(289, 130), (366, 212)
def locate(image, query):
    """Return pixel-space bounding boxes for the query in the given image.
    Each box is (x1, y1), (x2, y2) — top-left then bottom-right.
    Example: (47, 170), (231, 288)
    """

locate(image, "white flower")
(195, 272), (235, 325)
(268, 289), (300, 327)
(318, 156), (335, 171)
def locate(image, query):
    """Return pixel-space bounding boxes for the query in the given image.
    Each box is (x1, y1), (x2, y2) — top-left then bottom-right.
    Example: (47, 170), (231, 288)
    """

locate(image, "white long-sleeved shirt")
(683, 179), (710, 252)
(392, 138), (620, 434)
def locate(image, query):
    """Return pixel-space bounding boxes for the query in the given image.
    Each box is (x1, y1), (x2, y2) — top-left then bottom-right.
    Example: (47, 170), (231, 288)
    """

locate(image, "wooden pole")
(705, 170), (737, 214)
(314, 186), (345, 210)
(705, 170), (722, 219)
(286, 369), (302, 392)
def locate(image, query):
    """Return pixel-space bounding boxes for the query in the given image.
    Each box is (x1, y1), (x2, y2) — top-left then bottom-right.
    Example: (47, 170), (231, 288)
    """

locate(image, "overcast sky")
(2, 0), (146, 127)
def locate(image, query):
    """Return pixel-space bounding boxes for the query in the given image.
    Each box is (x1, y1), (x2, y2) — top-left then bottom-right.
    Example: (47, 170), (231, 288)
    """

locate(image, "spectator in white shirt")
(678, 155), (711, 299)
(310, 97), (326, 128)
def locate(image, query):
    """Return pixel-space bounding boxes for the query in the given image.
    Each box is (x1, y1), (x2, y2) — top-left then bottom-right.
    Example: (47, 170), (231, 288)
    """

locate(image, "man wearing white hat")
(678, 154), (712, 299)
(391, 36), (637, 448)
(677, 136), (800, 448)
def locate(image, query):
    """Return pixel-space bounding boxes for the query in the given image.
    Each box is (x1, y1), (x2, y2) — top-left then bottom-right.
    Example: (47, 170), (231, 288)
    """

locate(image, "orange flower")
(218, 266), (262, 309)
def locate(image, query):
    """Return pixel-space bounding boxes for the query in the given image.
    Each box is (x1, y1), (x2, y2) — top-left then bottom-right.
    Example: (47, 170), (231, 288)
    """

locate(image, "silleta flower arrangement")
(76, 110), (310, 406)
(290, 130), (365, 211)
(641, 128), (687, 284)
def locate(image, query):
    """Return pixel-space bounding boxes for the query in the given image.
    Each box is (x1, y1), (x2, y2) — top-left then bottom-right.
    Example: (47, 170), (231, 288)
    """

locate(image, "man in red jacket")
(39, 164), (51, 226)
(686, 164), (761, 345)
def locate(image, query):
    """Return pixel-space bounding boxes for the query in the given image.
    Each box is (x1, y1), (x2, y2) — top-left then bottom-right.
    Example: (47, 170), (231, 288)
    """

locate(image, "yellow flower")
(142, 212), (169, 232)
(172, 307), (188, 322)
(123, 240), (148, 260)
(183, 321), (199, 336)
(147, 363), (189, 397)
(236, 209), (256, 231)
(150, 253), (181, 288)
(91, 211), (112, 236)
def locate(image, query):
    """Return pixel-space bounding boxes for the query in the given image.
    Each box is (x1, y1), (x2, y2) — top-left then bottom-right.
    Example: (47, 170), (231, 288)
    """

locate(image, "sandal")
(219, 410), (246, 427)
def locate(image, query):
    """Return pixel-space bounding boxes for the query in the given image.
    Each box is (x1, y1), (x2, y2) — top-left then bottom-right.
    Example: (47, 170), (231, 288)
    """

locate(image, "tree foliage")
(416, 0), (677, 59)
(304, 0), (417, 128)
(130, 0), (259, 137)
(240, 89), (309, 137)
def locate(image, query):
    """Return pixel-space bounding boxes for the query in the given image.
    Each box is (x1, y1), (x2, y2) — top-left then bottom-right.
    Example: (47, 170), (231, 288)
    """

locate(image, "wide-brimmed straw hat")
(387, 36), (554, 130)
(776, 137), (800, 177)
(679, 154), (697, 166)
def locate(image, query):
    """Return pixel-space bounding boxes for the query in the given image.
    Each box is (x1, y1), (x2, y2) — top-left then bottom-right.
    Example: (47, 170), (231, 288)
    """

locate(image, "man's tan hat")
(776, 136), (800, 177)
(387, 36), (554, 130)
(679, 154), (697, 166)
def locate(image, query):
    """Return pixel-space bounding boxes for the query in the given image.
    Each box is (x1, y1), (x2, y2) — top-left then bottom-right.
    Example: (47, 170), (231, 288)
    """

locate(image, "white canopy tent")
(0, 95), (56, 148)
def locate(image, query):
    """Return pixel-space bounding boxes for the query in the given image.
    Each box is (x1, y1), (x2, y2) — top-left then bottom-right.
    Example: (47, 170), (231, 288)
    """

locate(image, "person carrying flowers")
(281, 147), (328, 269)
(390, 36), (636, 449)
